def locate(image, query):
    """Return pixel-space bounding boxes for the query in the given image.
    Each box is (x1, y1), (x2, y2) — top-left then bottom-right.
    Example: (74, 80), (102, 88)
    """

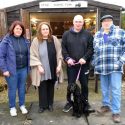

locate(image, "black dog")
(67, 83), (95, 125)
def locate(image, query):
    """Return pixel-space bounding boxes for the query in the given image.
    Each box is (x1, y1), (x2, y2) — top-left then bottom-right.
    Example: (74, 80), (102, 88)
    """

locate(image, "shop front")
(30, 12), (96, 40)
(2, 0), (123, 40)
(0, 0), (124, 92)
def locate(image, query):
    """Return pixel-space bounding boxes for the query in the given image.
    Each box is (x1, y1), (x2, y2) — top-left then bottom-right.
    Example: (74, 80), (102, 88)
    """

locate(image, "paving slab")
(0, 100), (125, 125)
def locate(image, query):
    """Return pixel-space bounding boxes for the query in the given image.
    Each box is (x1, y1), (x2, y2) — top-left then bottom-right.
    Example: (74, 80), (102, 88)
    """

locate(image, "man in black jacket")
(62, 15), (93, 112)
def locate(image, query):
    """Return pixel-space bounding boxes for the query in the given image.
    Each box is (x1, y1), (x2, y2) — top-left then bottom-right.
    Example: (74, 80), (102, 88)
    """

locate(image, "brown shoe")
(112, 114), (121, 123)
(97, 106), (111, 114)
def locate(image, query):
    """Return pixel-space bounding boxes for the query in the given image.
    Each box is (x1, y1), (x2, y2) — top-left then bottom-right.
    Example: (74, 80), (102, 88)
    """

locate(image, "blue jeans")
(100, 72), (122, 114)
(6, 67), (28, 108)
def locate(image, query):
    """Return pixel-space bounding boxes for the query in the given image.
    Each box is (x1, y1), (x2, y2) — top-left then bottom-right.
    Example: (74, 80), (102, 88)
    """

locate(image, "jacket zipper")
(18, 38), (22, 66)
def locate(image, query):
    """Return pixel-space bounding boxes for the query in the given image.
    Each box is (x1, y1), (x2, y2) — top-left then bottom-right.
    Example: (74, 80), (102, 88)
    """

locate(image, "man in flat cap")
(92, 15), (125, 123)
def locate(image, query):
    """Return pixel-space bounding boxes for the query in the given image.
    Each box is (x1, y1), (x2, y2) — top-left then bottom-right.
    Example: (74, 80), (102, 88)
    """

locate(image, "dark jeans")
(38, 80), (55, 109)
(67, 64), (89, 102)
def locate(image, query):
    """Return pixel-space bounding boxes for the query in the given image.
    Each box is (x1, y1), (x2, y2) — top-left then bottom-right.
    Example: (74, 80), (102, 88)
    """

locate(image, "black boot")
(38, 108), (45, 113)
(48, 105), (53, 112)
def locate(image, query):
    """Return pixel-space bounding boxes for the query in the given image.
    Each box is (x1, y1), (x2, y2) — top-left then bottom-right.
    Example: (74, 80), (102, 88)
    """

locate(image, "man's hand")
(78, 58), (86, 65)
(67, 58), (75, 66)
(37, 65), (44, 74)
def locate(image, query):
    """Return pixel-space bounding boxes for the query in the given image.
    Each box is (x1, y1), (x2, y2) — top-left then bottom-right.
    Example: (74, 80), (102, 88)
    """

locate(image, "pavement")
(0, 81), (125, 125)
(0, 99), (125, 125)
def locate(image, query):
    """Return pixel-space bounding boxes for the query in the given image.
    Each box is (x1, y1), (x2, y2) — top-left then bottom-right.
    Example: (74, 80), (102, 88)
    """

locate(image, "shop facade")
(0, 0), (123, 39)
(0, 0), (124, 92)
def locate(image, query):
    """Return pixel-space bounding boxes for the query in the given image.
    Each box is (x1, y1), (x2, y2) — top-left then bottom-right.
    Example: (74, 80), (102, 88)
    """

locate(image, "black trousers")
(38, 80), (55, 109)
(67, 64), (89, 102)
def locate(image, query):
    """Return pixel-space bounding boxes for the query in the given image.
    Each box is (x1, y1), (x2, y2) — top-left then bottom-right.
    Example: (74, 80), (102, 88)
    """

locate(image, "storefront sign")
(39, 1), (88, 8)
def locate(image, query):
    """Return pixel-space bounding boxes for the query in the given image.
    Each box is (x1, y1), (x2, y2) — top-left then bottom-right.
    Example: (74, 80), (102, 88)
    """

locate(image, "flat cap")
(100, 15), (113, 22)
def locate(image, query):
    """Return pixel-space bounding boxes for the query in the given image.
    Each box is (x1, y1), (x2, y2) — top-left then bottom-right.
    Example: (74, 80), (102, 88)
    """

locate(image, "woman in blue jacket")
(0, 21), (30, 116)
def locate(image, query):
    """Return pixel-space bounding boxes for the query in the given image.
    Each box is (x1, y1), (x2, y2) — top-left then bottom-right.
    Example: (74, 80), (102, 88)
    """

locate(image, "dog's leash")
(76, 64), (82, 82)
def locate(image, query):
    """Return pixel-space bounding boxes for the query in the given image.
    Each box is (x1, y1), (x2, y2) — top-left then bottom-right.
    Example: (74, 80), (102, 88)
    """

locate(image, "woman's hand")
(56, 66), (61, 75)
(37, 65), (44, 74)
(3, 71), (10, 77)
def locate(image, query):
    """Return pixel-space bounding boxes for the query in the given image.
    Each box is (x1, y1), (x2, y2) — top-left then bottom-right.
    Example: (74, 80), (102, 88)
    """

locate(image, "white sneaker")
(20, 105), (28, 114)
(10, 107), (17, 117)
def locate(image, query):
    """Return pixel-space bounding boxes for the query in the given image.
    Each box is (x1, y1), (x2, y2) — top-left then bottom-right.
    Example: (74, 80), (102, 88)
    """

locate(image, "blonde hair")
(36, 22), (53, 42)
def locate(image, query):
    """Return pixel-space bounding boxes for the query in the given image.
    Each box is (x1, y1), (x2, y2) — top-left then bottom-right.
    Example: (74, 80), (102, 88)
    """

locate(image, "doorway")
(30, 12), (96, 40)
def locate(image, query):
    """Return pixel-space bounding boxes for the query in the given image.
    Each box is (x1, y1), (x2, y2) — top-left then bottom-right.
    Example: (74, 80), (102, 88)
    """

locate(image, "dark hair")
(8, 20), (25, 36)
(36, 22), (53, 42)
